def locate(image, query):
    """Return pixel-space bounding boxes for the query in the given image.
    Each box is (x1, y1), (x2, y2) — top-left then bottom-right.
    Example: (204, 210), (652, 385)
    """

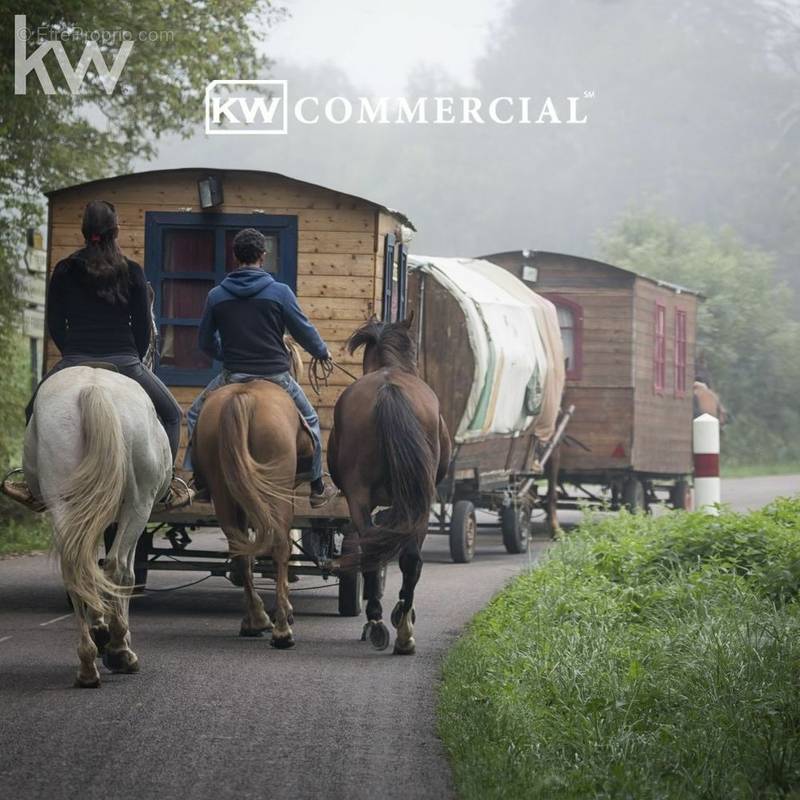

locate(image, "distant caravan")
(482, 250), (701, 513)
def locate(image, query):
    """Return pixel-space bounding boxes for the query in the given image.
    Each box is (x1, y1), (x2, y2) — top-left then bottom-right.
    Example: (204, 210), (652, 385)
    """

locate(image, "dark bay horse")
(328, 317), (451, 655)
(194, 381), (314, 648)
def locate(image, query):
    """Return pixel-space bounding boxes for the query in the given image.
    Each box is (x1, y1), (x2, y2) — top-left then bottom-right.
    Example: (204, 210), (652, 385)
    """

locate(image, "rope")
(308, 357), (359, 396)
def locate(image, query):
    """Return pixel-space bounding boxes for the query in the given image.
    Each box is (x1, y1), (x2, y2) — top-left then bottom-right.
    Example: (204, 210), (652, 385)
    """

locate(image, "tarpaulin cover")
(409, 256), (565, 443)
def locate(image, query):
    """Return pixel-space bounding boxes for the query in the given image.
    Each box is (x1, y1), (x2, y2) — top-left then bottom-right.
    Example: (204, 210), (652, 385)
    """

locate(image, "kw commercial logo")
(14, 14), (133, 95)
(205, 80), (595, 135)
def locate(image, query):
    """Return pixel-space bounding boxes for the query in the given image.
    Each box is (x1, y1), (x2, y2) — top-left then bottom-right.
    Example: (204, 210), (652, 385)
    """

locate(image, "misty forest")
(2, 0), (799, 471)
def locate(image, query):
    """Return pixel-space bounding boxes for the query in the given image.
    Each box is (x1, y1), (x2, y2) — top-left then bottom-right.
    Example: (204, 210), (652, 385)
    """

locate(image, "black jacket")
(47, 250), (150, 358)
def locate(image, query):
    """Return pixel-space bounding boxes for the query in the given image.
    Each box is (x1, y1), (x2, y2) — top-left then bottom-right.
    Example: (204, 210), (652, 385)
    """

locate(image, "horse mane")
(347, 316), (417, 372)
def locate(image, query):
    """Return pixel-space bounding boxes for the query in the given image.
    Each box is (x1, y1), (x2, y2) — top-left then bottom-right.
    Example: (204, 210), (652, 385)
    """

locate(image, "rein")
(309, 357), (359, 396)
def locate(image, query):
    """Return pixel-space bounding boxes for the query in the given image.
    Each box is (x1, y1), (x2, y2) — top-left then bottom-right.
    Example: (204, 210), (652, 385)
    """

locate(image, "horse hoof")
(239, 626), (265, 638)
(74, 676), (101, 688)
(90, 626), (111, 654)
(390, 603), (416, 628)
(369, 621), (390, 651)
(102, 650), (140, 674)
(390, 602), (404, 628)
(393, 640), (416, 656)
(271, 635), (295, 650)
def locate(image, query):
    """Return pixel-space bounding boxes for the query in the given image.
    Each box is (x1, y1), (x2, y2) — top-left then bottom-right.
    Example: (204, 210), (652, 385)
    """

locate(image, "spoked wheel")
(449, 500), (477, 563)
(501, 504), (531, 554)
(338, 570), (364, 617)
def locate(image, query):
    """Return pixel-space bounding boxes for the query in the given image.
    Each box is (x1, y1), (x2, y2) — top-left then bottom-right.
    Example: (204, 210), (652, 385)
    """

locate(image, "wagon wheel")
(501, 504), (530, 554)
(670, 479), (692, 510)
(449, 500), (477, 563)
(622, 477), (646, 513)
(338, 570), (363, 617)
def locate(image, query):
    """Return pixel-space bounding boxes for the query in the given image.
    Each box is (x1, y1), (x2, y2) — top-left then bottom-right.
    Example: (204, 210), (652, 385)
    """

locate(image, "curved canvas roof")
(409, 255), (565, 443)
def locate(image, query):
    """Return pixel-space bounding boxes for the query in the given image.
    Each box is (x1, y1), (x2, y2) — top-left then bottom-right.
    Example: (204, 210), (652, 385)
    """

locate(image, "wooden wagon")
(43, 167), (414, 614)
(406, 256), (572, 562)
(482, 250), (700, 511)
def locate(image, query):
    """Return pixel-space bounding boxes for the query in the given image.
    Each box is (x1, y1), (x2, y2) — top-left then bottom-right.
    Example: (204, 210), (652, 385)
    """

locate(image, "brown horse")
(193, 381), (314, 647)
(328, 317), (451, 655)
(693, 380), (728, 427)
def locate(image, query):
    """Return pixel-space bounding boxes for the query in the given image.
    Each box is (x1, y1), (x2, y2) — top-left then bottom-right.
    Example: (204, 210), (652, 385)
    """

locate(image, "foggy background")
(139, 0), (800, 298)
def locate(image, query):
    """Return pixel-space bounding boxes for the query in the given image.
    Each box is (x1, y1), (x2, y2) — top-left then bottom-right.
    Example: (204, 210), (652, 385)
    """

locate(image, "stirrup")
(2, 468), (46, 513)
(158, 474), (193, 511)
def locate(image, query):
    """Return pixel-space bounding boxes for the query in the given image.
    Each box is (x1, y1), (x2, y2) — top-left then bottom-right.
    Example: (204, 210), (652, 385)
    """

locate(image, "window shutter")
(397, 243), (408, 320)
(382, 233), (395, 322)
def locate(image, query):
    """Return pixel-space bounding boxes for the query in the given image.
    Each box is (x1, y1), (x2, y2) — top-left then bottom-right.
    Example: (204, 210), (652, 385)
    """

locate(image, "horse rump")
(343, 381), (436, 570)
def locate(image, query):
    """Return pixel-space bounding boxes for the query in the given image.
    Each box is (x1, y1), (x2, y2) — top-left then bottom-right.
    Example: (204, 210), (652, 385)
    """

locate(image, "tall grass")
(439, 498), (800, 799)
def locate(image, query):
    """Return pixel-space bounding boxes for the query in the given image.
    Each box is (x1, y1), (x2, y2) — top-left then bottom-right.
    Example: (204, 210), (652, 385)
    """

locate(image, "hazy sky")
(266, 0), (510, 95)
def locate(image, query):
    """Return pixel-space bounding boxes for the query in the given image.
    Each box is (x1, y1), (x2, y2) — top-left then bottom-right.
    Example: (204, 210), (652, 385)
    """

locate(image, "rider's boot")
(309, 477), (338, 508)
(155, 472), (194, 512)
(1, 470), (46, 513)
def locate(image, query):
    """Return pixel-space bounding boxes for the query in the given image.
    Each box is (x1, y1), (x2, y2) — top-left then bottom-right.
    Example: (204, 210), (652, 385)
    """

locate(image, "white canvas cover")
(409, 256), (565, 443)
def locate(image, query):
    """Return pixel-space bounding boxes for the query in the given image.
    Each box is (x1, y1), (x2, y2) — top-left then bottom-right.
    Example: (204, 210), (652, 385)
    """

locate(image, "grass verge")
(721, 462), (800, 478)
(439, 496), (800, 799)
(0, 498), (50, 557)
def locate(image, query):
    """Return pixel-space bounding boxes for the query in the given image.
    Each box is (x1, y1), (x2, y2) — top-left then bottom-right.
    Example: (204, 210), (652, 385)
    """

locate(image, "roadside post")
(693, 413), (720, 515)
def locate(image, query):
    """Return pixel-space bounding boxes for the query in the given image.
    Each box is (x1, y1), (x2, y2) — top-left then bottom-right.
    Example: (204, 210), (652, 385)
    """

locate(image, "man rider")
(185, 228), (337, 507)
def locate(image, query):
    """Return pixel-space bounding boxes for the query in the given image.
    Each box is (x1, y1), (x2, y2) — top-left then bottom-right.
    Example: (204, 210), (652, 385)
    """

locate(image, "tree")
(600, 211), (800, 465)
(0, 1), (286, 478)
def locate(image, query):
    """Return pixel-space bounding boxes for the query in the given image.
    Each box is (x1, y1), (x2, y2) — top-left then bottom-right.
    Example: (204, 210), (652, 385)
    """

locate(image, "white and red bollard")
(693, 413), (720, 515)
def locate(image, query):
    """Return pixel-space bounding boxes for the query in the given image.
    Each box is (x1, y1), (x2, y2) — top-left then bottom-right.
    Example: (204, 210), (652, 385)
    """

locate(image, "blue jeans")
(184, 370), (322, 480)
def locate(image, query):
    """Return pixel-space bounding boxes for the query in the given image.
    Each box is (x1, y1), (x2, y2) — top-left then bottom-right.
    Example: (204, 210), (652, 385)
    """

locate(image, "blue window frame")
(144, 211), (298, 386)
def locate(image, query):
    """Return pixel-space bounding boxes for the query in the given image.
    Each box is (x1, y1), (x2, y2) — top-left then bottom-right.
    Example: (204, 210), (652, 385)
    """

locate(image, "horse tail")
(347, 382), (436, 569)
(218, 391), (286, 557)
(57, 384), (128, 614)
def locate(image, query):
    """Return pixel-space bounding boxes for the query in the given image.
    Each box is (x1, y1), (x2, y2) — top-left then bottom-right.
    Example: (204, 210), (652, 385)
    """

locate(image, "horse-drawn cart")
(407, 256), (572, 562)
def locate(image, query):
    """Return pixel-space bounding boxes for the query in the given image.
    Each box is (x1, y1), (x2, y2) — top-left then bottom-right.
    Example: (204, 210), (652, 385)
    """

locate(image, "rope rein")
(309, 357), (359, 396)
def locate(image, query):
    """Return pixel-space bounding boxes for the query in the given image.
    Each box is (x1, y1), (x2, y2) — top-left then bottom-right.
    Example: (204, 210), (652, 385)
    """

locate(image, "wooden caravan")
(44, 168), (412, 472)
(482, 250), (700, 510)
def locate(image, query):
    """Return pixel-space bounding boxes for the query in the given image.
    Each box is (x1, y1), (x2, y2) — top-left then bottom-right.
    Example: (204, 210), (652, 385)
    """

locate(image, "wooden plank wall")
(45, 170), (402, 468)
(630, 279), (697, 474)
(493, 253), (638, 471)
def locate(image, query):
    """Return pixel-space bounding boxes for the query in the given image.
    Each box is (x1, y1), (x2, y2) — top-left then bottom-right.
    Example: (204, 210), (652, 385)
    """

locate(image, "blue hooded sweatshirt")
(198, 268), (328, 375)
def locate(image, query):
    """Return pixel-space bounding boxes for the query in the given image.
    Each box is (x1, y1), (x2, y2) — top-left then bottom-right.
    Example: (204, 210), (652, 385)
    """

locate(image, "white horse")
(24, 366), (171, 688)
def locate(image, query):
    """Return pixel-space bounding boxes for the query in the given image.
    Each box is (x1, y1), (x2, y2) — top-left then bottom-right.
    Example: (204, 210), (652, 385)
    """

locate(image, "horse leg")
(68, 592), (101, 688)
(271, 529), (295, 649)
(236, 554), (272, 637)
(391, 535), (423, 656)
(342, 499), (388, 649)
(219, 499), (272, 637)
(101, 507), (149, 674)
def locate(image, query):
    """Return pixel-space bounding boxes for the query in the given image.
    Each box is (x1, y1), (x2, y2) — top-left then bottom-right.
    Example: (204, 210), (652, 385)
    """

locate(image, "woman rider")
(5, 200), (191, 510)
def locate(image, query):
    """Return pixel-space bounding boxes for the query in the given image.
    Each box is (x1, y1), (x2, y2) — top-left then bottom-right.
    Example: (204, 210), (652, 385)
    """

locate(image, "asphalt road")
(0, 474), (795, 800)
(0, 524), (546, 800)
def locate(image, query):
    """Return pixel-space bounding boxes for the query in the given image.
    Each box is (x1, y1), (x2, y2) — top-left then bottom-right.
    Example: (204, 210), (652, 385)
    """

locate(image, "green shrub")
(439, 498), (800, 799)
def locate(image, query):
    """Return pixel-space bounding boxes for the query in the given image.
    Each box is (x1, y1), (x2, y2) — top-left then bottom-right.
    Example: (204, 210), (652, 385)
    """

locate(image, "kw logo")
(205, 80), (289, 135)
(14, 15), (133, 95)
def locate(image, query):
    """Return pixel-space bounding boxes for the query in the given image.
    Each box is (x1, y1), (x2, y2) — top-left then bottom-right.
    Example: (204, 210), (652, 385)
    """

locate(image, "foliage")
(600, 212), (800, 465)
(0, 0), (283, 435)
(0, 336), (51, 554)
(439, 498), (800, 799)
(0, 1), (284, 548)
